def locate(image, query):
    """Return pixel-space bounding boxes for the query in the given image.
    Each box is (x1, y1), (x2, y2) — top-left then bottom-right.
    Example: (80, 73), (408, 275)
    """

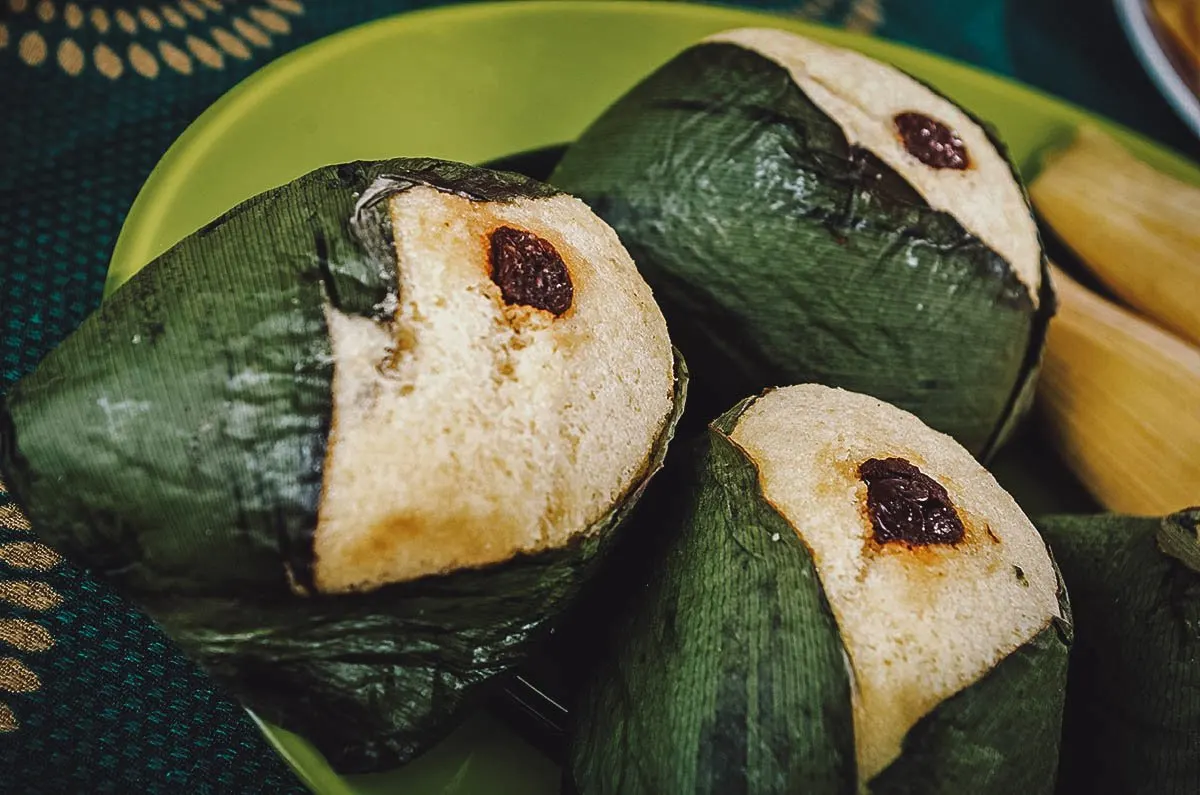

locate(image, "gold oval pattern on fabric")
(232, 17), (270, 47)
(845, 0), (883, 32)
(5, 1), (308, 77)
(211, 26), (250, 59)
(94, 42), (123, 79)
(249, 6), (290, 34)
(792, 0), (885, 32)
(0, 506), (28, 533)
(0, 658), (40, 694)
(185, 33), (223, 69)
(64, 2), (83, 29)
(129, 42), (160, 77)
(0, 580), (62, 612)
(115, 8), (138, 34)
(57, 37), (84, 75)
(139, 7), (164, 31)
(18, 31), (47, 66)
(90, 7), (110, 33)
(180, 0), (205, 20)
(162, 5), (186, 28)
(1, 486), (60, 734)
(0, 702), (16, 733)
(159, 39), (192, 73)
(0, 542), (61, 571)
(0, 620), (53, 654)
(129, 42), (159, 76)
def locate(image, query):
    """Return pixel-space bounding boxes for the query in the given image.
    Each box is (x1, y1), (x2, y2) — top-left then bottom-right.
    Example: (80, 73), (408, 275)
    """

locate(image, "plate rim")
(105, 0), (1200, 296)
(1113, 0), (1200, 139)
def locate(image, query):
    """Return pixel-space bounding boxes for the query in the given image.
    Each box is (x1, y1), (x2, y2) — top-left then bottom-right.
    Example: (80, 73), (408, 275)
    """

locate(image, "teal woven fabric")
(0, 488), (310, 793)
(0, 1), (1196, 792)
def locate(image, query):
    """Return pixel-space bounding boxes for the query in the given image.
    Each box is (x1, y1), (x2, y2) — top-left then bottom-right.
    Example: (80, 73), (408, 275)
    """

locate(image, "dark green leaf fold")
(1037, 508), (1200, 795)
(550, 41), (1052, 459)
(566, 392), (1071, 794)
(868, 568), (1070, 794)
(567, 398), (857, 795)
(0, 157), (684, 773)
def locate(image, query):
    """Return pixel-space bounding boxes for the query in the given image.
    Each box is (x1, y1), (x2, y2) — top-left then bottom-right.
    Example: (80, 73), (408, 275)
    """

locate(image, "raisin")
(488, 226), (573, 316)
(893, 112), (970, 171)
(859, 457), (965, 546)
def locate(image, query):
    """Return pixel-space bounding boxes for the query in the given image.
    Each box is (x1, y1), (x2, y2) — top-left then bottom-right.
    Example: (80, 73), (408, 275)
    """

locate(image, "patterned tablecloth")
(1, 1), (1196, 792)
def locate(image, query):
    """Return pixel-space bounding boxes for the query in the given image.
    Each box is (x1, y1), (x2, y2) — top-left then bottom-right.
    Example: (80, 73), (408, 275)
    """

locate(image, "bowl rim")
(1112, 0), (1200, 140)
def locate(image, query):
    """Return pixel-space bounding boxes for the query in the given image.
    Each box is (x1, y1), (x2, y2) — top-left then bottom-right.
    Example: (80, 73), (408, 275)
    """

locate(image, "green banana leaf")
(549, 40), (1054, 460)
(565, 398), (857, 795)
(1036, 508), (1200, 795)
(868, 568), (1071, 794)
(0, 157), (688, 773)
(565, 393), (1071, 795)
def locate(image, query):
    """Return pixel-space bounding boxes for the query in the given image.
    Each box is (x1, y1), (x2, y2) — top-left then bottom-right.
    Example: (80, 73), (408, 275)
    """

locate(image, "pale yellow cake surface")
(311, 185), (675, 594)
(728, 384), (1060, 781)
(706, 27), (1042, 305)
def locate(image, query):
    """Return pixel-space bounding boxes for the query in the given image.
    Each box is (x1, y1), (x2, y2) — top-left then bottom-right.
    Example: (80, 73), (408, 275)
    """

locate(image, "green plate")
(107, 0), (1200, 294)
(104, 2), (1200, 793)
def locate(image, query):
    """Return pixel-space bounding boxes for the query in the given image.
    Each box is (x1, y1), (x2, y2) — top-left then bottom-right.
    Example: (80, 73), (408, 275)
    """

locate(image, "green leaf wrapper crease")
(568, 391), (1071, 795)
(867, 560), (1070, 794)
(549, 42), (1051, 458)
(147, 352), (685, 772)
(1, 157), (563, 598)
(899, 70), (1057, 462)
(1156, 508), (1200, 574)
(1037, 509), (1200, 795)
(0, 156), (687, 773)
(568, 398), (857, 795)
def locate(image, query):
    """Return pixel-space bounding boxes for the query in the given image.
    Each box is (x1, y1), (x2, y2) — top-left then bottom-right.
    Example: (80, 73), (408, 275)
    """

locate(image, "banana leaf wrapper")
(1037, 508), (1200, 795)
(549, 39), (1054, 460)
(867, 609), (1070, 794)
(0, 157), (689, 773)
(565, 395), (1071, 795)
